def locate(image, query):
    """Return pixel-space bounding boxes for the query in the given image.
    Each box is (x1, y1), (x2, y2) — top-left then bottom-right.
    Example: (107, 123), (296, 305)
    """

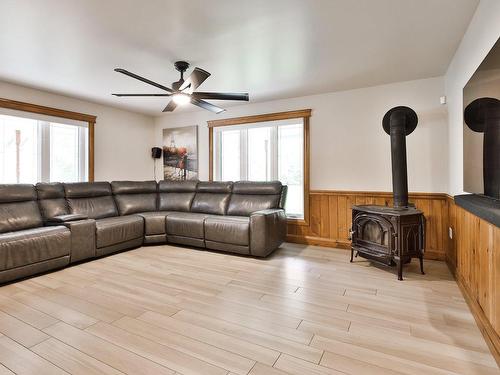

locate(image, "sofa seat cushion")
(166, 212), (210, 239)
(136, 211), (171, 235)
(95, 216), (144, 248)
(0, 226), (70, 271)
(204, 216), (250, 246)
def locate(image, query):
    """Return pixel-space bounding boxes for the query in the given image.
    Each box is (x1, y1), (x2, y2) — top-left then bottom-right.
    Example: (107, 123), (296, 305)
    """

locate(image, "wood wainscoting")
(286, 190), (448, 260)
(446, 197), (500, 365)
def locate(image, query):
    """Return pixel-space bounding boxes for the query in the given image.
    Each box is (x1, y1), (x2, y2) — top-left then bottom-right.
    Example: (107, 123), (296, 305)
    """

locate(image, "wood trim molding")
(286, 234), (351, 249)
(208, 127), (214, 183)
(0, 98), (97, 123)
(207, 109), (312, 128)
(0, 97), (96, 182)
(88, 121), (95, 182)
(311, 190), (448, 200)
(302, 115), (310, 225)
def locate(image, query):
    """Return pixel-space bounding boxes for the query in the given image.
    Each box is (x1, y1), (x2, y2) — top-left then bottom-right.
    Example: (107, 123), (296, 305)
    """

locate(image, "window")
(210, 110), (310, 220)
(0, 109), (91, 184)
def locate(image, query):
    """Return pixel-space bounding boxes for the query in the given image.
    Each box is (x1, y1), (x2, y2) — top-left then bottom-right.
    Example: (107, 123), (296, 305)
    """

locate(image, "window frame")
(0, 98), (96, 182)
(208, 109), (311, 226)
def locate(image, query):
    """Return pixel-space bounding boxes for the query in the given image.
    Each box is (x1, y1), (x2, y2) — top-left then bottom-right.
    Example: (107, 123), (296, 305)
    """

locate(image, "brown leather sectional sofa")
(0, 180), (287, 284)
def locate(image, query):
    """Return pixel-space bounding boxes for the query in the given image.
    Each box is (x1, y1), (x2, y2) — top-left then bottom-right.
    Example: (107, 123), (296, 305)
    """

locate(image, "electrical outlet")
(448, 227), (453, 239)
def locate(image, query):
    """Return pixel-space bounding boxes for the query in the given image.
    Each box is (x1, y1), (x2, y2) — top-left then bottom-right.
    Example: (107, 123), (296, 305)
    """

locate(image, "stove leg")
(350, 249), (354, 263)
(397, 260), (403, 281)
(419, 256), (425, 275)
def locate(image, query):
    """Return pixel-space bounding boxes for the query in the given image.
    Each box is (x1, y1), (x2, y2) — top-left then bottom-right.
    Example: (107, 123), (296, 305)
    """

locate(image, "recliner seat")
(0, 184), (71, 284)
(0, 180), (287, 284)
(65, 182), (144, 256)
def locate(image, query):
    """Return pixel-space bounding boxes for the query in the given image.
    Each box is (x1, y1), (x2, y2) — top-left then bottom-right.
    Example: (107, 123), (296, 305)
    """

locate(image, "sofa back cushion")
(36, 183), (68, 221)
(64, 182), (118, 219)
(0, 184), (43, 233)
(111, 180), (158, 215)
(191, 182), (233, 215)
(227, 181), (283, 216)
(158, 180), (198, 212)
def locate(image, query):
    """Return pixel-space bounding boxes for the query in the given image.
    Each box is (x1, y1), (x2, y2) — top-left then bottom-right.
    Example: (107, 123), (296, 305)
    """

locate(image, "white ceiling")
(0, 0), (479, 115)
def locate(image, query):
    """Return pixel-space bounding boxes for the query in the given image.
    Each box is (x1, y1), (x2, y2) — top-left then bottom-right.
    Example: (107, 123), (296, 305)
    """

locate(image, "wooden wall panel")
(446, 198), (499, 365)
(286, 190), (448, 260)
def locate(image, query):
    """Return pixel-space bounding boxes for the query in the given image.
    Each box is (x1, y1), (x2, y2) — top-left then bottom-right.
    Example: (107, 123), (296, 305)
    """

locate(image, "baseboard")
(286, 235), (445, 260)
(421, 250), (445, 261)
(286, 234), (351, 249)
(456, 274), (500, 368)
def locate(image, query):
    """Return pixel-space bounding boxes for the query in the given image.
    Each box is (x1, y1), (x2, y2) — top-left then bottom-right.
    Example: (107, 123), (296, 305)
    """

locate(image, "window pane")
(0, 114), (39, 183)
(248, 127), (271, 181)
(278, 123), (304, 218)
(214, 119), (305, 219)
(220, 130), (241, 181)
(50, 123), (86, 182)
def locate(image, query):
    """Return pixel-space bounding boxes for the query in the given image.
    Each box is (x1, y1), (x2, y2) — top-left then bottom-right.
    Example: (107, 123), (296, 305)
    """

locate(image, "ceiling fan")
(112, 61), (249, 114)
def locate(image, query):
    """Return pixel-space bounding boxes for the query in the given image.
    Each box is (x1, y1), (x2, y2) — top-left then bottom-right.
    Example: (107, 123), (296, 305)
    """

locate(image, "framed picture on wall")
(162, 126), (198, 181)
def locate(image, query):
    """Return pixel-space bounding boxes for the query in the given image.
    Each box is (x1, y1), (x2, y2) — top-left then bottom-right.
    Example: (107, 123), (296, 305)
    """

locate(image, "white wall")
(0, 81), (156, 181)
(154, 77), (448, 192)
(445, 0), (500, 196)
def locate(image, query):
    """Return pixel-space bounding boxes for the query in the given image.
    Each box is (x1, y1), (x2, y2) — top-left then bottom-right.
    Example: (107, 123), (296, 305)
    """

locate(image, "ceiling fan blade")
(180, 68), (211, 94)
(112, 94), (172, 97)
(191, 92), (249, 101)
(114, 68), (174, 93)
(162, 100), (178, 112)
(190, 98), (225, 114)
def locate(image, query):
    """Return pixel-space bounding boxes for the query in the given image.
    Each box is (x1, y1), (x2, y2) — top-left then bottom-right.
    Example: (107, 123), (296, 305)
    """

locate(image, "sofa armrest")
(249, 209), (287, 257)
(57, 219), (96, 263)
(250, 208), (285, 217)
(47, 214), (88, 223)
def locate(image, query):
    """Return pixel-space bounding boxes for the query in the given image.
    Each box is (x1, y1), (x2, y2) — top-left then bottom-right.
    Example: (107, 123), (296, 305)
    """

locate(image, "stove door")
(352, 213), (395, 256)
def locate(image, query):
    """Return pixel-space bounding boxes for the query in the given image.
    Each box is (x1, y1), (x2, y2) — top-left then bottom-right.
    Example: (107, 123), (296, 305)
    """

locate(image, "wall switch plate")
(440, 96), (447, 105)
(448, 227), (453, 239)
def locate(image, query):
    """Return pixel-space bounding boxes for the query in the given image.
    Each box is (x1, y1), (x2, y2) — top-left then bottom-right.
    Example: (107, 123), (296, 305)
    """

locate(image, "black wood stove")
(350, 106), (425, 280)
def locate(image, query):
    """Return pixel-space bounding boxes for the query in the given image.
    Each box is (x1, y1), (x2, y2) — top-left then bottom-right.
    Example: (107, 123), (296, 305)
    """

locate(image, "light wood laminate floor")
(0, 243), (498, 375)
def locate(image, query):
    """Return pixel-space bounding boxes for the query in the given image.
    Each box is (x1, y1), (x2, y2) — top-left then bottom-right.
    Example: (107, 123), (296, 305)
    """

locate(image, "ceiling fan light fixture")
(113, 61), (249, 113)
(172, 93), (190, 105)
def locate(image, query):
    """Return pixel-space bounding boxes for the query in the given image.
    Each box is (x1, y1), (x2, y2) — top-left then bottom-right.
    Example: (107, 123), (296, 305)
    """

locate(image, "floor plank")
(0, 295), (58, 329)
(31, 338), (126, 375)
(113, 316), (256, 375)
(43, 322), (175, 375)
(0, 310), (48, 348)
(172, 309), (324, 363)
(11, 293), (97, 329)
(274, 353), (344, 374)
(138, 310), (280, 366)
(85, 321), (228, 375)
(0, 335), (68, 375)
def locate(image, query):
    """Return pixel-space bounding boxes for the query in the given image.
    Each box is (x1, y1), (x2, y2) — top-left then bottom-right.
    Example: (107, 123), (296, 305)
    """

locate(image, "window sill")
(287, 217), (309, 226)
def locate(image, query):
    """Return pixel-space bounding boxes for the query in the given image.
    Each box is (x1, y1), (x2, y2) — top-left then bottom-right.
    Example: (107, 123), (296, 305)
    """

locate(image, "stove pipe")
(382, 106), (418, 208)
(464, 97), (500, 200)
